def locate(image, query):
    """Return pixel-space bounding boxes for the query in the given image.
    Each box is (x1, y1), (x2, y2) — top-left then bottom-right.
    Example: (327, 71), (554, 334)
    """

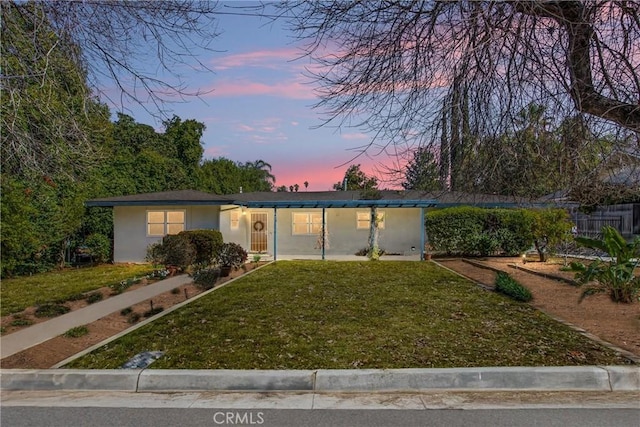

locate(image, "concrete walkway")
(0, 275), (193, 360)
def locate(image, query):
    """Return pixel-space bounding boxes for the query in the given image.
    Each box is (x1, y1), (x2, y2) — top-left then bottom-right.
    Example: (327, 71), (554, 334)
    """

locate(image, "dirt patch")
(0, 263), (265, 369)
(438, 257), (640, 359)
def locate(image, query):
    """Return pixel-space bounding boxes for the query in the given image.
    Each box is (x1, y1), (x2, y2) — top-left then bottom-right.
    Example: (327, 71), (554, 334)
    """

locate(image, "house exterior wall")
(113, 205), (220, 263)
(218, 207), (424, 257)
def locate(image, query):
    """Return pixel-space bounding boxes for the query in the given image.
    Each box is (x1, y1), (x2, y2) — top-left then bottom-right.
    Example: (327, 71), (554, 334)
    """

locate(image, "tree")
(1, 2), (111, 180)
(163, 116), (205, 172)
(528, 209), (573, 262)
(282, 1), (639, 136)
(241, 160), (276, 191)
(281, 1), (639, 199)
(402, 147), (442, 191)
(197, 158), (276, 194)
(1, 0), (220, 179)
(304, 181), (309, 190)
(333, 165), (378, 191)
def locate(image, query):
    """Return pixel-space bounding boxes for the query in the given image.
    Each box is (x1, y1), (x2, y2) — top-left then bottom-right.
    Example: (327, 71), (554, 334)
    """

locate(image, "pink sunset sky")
(119, 2), (407, 191)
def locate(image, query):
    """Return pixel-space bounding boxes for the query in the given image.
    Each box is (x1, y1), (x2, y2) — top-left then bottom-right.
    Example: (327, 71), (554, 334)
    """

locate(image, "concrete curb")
(2, 366), (638, 392)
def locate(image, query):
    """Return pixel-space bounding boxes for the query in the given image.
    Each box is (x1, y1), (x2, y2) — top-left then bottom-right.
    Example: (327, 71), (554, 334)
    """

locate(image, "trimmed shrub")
(216, 242), (248, 268)
(159, 234), (196, 269)
(426, 207), (537, 256)
(85, 292), (103, 304)
(10, 318), (33, 327)
(145, 242), (165, 265)
(192, 267), (221, 290)
(426, 207), (484, 255)
(143, 306), (164, 318)
(84, 233), (112, 264)
(179, 229), (223, 266)
(127, 312), (141, 323)
(35, 303), (71, 318)
(495, 272), (533, 302)
(63, 326), (89, 338)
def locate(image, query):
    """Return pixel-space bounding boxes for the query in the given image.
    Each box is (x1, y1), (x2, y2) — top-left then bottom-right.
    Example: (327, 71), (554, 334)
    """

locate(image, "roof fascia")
(85, 200), (230, 207)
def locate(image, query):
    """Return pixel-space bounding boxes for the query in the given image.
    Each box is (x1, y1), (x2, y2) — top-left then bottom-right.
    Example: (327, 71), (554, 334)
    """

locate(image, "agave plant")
(569, 226), (640, 303)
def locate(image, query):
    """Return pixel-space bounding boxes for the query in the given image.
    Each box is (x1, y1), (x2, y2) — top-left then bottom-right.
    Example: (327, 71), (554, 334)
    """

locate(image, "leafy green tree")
(163, 115), (205, 172)
(241, 160), (276, 191)
(197, 158), (276, 194)
(333, 164), (378, 191)
(528, 209), (573, 262)
(1, 1), (220, 179)
(1, 2), (111, 180)
(0, 178), (40, 276)
(402, 147), (442, 191)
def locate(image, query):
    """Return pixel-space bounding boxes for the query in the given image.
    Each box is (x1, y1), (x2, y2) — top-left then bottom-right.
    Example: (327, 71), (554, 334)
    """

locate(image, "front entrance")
(250, 212), (268, 252)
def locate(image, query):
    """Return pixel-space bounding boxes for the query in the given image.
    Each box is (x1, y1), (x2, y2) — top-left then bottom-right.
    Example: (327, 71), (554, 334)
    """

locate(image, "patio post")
(322, 207), (326, 260)
(420, 207), (426, 261)
(273, 208), (278, 261)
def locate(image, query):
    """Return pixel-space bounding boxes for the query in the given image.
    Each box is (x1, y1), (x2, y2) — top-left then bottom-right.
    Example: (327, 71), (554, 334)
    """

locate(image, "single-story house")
(86, 189), (541, 263)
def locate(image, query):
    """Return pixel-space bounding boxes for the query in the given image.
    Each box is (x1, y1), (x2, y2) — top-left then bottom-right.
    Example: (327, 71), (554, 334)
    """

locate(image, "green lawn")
(1, 264), (156, 316)
(67, 261), (629, 369)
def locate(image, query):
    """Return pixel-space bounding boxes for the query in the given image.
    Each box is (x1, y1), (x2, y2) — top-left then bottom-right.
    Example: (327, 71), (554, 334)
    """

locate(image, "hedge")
(426, 207), (535, 256)
(426, 207), (570, 258)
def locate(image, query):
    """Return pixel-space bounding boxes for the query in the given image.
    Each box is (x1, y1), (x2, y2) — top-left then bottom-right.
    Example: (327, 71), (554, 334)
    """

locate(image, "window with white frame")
(292, 212), (324, 235)
(147, 210), (185, 236)
(357, 211), (385, 229)
(230, 210), (240, 230)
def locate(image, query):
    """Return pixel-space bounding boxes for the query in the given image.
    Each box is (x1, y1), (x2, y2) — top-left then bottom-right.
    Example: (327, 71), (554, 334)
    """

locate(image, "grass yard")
(67, 261), (629, 369)
(1, 264), (156, 316)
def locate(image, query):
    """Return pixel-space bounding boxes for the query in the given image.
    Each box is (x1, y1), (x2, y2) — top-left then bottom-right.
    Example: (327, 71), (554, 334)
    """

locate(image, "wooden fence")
(569, 203), (639, 239)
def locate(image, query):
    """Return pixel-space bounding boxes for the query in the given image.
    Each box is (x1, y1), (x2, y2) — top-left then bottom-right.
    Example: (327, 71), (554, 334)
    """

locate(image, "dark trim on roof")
(237, 199), (438, 209)
(86, 200), (231, 207)
(85, 190), (233, 207)
(86, 189), (553, 209)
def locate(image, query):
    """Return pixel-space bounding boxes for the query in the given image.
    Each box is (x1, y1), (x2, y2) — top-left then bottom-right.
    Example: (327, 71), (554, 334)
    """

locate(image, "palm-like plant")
(570, 226), (640, 303)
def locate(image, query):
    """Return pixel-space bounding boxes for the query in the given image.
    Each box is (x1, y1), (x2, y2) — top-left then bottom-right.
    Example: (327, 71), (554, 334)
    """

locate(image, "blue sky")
(121, 2), (398, 191)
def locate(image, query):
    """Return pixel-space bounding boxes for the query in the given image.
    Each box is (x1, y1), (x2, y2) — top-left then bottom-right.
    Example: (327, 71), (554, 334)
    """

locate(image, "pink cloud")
(212, 48), (303, 71)
(341, 133), (369, 141)
(208, 79), (316, 100)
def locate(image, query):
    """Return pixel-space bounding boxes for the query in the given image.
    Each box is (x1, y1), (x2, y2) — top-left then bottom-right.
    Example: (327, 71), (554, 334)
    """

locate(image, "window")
(147, 210), (185, 236)
(230, 210), (240, 230)
(357, 211), (385, 229)
(292, 212), (324, 235)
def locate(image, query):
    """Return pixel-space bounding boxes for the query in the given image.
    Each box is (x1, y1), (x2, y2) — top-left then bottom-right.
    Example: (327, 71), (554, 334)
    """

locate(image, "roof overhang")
(236, 199), (438, 209)
(85, 200), (231, 207)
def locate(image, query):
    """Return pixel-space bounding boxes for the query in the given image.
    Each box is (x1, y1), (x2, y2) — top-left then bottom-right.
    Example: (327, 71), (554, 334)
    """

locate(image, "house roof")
(85, 190), (234, 207)
(86, 189), (550, 208)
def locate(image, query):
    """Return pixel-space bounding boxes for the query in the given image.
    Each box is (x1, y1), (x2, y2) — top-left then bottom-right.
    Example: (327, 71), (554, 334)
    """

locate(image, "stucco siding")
(248, 207), (423, 257)
(113, 205), (220, 263)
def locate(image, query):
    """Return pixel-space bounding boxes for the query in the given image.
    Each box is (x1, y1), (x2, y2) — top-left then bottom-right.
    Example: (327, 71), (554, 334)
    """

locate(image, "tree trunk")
(368, 207), (380, 260)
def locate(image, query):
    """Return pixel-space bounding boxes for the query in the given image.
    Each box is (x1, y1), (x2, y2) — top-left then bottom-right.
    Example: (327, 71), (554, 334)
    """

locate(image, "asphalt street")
(2, 407), (640, 427)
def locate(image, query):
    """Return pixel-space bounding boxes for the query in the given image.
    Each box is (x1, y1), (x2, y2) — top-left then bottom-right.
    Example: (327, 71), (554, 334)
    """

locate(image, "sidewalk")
(0, 275), (193, 359)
